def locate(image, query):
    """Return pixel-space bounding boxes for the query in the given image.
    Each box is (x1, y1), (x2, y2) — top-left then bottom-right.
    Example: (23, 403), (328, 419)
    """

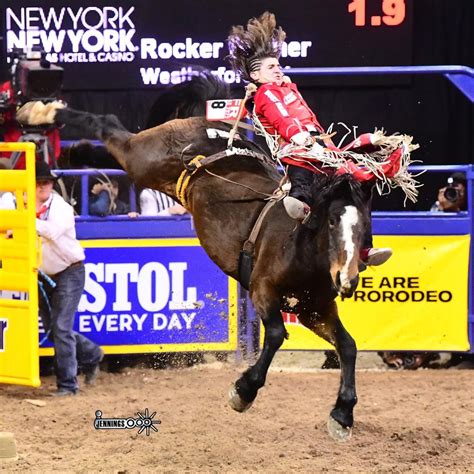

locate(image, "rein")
(203, 169), (274, 199)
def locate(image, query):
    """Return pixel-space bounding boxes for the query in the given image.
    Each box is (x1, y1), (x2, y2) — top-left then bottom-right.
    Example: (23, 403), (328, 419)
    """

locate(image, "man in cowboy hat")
(227, 12), (393, 266)
(35, 161), (103, 395)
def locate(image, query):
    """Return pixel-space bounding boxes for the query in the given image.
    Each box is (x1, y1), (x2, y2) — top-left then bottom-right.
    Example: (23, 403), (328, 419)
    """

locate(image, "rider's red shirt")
(253, 81), (404, 181)
(253, 82), (324, 143)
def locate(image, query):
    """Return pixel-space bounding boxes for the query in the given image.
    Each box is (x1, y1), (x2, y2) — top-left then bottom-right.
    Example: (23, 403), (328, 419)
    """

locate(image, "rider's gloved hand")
(290, 131), (313, 147)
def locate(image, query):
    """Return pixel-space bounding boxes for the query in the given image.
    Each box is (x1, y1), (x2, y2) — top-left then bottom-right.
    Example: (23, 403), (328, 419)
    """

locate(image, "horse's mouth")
(334, 271), (359, 298)
(338, 286), (356, 298)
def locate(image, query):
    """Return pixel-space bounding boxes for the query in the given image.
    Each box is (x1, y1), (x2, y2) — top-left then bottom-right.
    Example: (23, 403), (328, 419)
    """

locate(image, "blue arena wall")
(51, 165), (474, 355)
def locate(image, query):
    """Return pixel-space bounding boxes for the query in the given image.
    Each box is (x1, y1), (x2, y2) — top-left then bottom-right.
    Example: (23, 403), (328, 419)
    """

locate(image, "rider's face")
(250, 57), (283, 85)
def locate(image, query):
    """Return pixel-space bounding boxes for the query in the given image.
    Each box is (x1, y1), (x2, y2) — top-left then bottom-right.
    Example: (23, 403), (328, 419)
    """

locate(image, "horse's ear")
(338, 177), (355, 201)
(340, 175), (369, 206)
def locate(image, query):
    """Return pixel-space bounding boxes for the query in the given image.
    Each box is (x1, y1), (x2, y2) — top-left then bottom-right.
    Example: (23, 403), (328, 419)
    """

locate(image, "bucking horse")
(17, 86), (417, 441)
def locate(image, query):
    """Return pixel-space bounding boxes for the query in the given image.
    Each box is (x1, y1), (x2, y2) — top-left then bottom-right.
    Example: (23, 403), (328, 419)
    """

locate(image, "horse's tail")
(16, 101), (132, 145)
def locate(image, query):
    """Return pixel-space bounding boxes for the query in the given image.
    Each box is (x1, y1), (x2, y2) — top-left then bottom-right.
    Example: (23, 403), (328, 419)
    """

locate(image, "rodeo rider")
(227, 12), (395, 267)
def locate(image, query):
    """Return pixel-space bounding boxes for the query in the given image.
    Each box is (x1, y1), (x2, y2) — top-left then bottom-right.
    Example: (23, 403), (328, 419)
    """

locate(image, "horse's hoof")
(228, 384), (253, 413)
(327, 416), (352, 442)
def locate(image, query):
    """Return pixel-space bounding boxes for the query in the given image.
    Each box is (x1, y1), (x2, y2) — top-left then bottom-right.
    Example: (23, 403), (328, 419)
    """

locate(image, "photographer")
(431, 172), (467, 213)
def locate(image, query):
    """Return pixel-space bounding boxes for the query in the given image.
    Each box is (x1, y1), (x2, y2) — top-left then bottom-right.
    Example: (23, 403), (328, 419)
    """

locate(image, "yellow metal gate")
(0, 143), (40, 387)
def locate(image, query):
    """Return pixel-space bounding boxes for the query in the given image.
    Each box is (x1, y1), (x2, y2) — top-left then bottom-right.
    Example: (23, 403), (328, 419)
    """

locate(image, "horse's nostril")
(336, 271), (341, 288)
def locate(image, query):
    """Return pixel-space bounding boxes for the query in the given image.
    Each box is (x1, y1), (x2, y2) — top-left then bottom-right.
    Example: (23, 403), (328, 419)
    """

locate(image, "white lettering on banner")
(6, 7), (136, 30)
(47, 52), (136, 63)
(105, 263), (139, 311)
(153, 312), (196, 330)
(6, 6), (137, 56)
(78, 261), (199, 314)
(79, 313), (149, 333)
(140, 37), (224, 60)
(80, 263), (107, 313)
(7, 29), (137, 55)
(137, 262), (170, 312)
(5, 7), (313, 86)
(140, 66), (195, 85)
(280, 40), (312, 58)
(77, 312), (196, 333)
(181, 313), (196, 329)
(40, 30), (66, 52)
(168, 262), (197, 310)
(140, 66), (242, 86)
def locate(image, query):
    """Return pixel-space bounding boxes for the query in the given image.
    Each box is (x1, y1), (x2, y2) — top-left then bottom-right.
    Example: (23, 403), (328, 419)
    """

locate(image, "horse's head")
(309, 174), (371, 297)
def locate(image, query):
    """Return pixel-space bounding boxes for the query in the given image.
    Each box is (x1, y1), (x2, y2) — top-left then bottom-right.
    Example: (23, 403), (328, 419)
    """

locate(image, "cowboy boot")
(283, 196), (311, 223)
(360, 247), (393, 266)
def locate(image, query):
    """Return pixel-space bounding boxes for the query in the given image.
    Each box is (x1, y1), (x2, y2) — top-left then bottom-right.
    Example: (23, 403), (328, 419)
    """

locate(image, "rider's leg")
(283, 165), (313, 222)
(359, 185), (392, 266)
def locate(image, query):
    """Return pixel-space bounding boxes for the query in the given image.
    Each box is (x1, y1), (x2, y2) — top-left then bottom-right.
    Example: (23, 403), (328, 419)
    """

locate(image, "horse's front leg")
(299, 300), (357, 441)
(229, 282), (285, 412)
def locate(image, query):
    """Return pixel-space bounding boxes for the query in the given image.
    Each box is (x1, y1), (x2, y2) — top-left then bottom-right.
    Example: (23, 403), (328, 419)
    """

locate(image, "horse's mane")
(310, 173), (367, 213)
(146, 72), (230, 128)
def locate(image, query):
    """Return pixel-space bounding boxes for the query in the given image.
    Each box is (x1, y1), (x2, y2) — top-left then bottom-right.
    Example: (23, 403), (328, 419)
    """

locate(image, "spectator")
(431, 172), (467, 213)
(35, 160), (103, 395)
(139, 188), (187, 216)
(89, 178), (130, 216)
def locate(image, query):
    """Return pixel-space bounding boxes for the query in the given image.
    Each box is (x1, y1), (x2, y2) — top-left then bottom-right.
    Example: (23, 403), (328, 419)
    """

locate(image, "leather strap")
(175, 147), (273, 209)
(243, 200), (277, 254)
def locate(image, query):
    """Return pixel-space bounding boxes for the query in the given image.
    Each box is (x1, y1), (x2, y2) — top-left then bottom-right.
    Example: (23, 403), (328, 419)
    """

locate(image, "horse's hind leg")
(55, 108), (130, 142)
(299, 301), (357, 441)
(229, 282), (286, 412)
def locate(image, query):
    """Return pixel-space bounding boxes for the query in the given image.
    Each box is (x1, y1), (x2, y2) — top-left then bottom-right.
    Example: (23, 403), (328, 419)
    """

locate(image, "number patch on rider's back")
(206, 99), (242, 121)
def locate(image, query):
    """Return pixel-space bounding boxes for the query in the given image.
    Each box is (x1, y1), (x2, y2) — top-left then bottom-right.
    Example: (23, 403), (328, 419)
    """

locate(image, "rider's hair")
(227, 12), (286, 82)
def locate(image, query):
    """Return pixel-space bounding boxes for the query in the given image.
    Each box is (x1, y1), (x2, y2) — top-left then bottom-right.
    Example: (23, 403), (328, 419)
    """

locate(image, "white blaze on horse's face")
(329, 205), (361, 297)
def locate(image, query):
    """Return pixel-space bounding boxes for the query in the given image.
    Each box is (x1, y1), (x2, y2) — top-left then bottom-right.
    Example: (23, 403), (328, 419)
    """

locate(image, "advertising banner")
(39, 238), (238, 355)
(278, 235), (471, 351)
(3, 0), (413, 89)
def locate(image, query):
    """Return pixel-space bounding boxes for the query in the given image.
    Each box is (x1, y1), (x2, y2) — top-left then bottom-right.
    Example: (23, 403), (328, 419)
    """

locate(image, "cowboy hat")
(35, 160), (59, 181)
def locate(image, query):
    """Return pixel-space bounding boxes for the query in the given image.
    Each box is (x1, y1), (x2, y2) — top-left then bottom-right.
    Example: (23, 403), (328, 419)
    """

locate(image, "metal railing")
(286, 65), (474, 102)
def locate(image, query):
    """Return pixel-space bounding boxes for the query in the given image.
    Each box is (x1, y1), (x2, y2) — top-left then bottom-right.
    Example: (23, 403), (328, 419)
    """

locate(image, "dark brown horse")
(18, 99), (372, 441)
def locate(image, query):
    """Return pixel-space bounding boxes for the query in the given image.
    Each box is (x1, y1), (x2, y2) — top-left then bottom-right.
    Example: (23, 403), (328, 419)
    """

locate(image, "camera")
(8, 49), (64, 105)
(444, 186), (460, 202)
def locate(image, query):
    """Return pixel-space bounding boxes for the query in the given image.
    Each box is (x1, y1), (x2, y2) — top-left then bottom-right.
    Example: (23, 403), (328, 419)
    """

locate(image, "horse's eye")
(328, 217), (336, 228)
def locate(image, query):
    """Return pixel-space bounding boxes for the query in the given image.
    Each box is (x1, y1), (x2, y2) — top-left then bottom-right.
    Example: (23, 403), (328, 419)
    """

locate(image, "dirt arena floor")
(1, 352), (473, 473)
